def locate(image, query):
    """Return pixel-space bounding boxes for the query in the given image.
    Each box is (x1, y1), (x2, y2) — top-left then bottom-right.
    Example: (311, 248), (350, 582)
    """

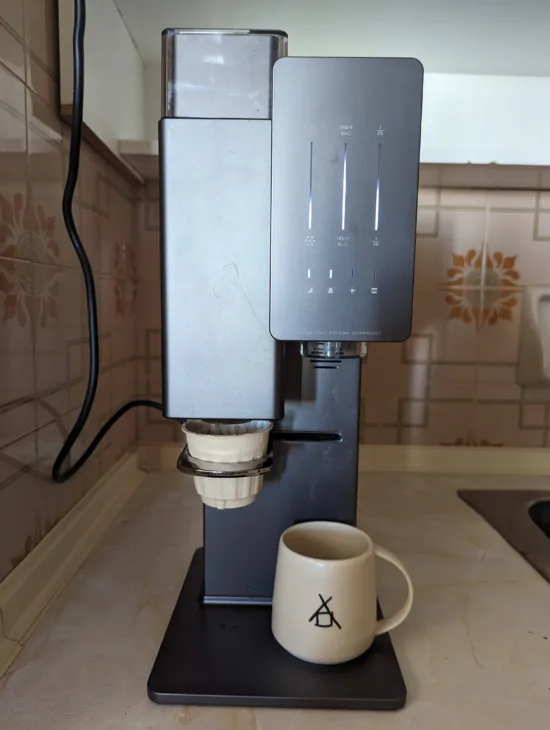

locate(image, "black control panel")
(269, 57), (423, 342)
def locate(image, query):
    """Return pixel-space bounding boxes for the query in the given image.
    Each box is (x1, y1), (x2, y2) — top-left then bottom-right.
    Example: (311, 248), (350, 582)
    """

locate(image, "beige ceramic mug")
(272, 521), (414, 664)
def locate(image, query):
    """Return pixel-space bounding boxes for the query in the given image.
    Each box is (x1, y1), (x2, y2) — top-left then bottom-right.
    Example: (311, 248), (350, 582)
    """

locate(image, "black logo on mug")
(309, 594), (342, 629)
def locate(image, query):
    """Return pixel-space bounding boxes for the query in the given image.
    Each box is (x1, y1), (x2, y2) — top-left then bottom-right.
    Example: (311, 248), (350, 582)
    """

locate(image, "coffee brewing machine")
(148, 29), (423, 710)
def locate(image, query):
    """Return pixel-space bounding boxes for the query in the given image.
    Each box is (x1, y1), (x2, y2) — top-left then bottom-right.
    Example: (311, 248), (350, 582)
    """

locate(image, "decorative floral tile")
(0, 188), (62, 270)
(440, 248), (521, 328)
(415, 209), (488, 289)
(487, 208), (547, 284)
(26, 100), (75, 274)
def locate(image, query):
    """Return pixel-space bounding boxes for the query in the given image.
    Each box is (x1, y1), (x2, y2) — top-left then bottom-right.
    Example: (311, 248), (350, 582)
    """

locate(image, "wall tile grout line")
(0, 17), (24, 45)
(0, 7), (144, 579)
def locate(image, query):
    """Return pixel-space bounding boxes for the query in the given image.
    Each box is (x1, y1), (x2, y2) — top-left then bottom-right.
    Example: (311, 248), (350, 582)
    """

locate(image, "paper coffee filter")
(182, 420), (272, 463)
(181, 420), (272, 510)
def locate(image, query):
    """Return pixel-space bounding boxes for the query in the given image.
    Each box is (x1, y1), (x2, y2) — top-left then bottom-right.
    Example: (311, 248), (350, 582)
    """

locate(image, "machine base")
(148, 549), (407, 710)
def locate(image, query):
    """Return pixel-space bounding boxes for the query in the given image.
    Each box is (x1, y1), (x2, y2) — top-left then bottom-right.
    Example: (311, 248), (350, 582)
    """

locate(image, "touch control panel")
(270, 57), (423, 342)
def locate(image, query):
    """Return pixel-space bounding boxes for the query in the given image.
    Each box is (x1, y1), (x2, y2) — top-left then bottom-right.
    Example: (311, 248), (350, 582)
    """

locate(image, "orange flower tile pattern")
(0, 3), (139, 583)
(0, 192), (62, 327)
(136, 185), (550, 450)
(440, 248), (521, 328)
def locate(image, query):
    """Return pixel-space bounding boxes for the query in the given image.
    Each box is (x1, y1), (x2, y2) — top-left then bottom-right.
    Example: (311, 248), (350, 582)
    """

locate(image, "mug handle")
(374, 545), (414, 635)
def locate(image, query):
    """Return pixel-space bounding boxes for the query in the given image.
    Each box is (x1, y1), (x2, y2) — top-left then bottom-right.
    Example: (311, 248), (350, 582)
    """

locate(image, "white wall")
(59, 0), (145, 157)
(115, 0), (550, 76)
(141, 62), (550, 166)
(144, 64), (161, 143)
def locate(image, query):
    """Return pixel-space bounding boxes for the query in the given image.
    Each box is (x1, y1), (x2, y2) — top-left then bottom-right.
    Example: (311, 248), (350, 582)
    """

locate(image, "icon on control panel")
(305, 235), (315, 246)
(306, 287), (314, 294)
(371, 287), (378, 295)
(376, 126), (385, 136)
(372, 237), (380, 247)
(349, 287), (357, 294)
(328, 287), (335, 295)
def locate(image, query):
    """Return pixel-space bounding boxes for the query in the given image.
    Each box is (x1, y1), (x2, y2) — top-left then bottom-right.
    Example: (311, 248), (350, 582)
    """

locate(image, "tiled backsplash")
(2, 0), (550, 584)
(0, 0), (139, 582)
(136, 183), (550, 448)
(364, 188), (550, 447)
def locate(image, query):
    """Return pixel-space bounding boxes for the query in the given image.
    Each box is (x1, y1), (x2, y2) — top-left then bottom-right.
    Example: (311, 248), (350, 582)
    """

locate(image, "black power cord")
(52, 0), (162, 483)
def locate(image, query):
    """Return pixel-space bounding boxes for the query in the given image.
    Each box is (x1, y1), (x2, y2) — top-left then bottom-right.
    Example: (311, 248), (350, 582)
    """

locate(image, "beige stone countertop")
(1, 470), (550, 729)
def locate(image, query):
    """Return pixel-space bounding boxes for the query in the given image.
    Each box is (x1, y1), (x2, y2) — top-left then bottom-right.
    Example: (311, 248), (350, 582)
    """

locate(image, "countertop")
(1, 470), (550, 729)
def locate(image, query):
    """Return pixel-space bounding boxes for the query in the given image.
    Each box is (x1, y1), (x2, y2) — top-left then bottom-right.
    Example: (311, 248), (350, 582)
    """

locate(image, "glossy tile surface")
(135, 176), (550, 447)
(0, 1), (139, 582)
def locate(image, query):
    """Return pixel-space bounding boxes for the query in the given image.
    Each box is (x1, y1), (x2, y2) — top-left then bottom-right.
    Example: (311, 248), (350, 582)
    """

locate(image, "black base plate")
(148, 549), (407, 710)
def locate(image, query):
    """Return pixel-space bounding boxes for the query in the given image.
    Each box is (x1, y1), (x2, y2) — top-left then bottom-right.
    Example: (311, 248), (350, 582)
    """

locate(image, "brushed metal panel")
(270, 57), (423, 342)
(160, 118), (282, 419)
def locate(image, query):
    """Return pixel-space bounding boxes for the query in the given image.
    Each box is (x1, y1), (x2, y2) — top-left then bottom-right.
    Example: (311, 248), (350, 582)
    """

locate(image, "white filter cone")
(182, 420), (272, 509)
